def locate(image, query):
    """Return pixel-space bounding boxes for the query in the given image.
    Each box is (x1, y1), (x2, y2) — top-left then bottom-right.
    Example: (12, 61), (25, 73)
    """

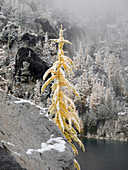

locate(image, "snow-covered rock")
(0, 90), (74, 170)
(118, 112), (126, 116)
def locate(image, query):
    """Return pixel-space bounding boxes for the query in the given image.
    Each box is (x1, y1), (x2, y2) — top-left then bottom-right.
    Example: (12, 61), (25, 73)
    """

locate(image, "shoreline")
(80, 135), (128, 142)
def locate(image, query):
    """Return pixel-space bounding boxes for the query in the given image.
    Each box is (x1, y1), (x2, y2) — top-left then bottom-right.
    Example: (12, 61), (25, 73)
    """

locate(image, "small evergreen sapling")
(41, 25), (85, 170)
(34, 80), (41, 105)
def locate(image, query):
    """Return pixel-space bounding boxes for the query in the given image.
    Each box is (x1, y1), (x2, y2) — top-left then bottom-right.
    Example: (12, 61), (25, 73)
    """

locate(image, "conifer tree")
(85, 54), (92, 67)
(41, 25), (85, 170)
(34, 80), (41, 105)
(90, 80), (105, 110)
(103, 53), (126, 96)
(43, 32), (50, 56)
(104, 53), (121, 79)
(73, 42), (85, 71)
(85, 43), (90, 55)
(50, 41), (56, 55)
(43, 32), (53, 66)
(95, 50), (102, 68)
(75, 69), (90, 104)
(88, 65), (94, 84)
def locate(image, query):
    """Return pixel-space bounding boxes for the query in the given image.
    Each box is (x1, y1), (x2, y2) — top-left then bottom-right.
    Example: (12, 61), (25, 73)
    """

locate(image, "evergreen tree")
(75, 69), (90, 104)
(97, 87), (116, 120)
(88, 65), (94, 83)
(95, 50), (102, 68)
(86, 54), (92, 67)
(43, 32), (52, 66)
(73, 42), (85, 71)
(103, 53), (126, 96)
(104, 53), (121, 79)
(50, 41), (57, 63)
(111, 72), (126, 97)
(20, 61), (30, 82)
(90, 80), (105, 110)
(50, 41), (56, 55)
(34, 80), (41, 105)
(85, 43), (90, 55)
(43, 32), (50, 56)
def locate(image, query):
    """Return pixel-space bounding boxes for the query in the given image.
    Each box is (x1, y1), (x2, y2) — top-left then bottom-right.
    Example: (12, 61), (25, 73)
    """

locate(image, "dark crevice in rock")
(14, 47), (50, 81)
(46, 126), (50, 132)
(1, 131), (5, 135)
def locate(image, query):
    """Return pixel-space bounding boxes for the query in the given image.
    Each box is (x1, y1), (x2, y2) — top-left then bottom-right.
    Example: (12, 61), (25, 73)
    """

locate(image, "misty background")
(43, 0), (128, 19)
(14, 0), (128, 21)
(1, 0), (128, 61)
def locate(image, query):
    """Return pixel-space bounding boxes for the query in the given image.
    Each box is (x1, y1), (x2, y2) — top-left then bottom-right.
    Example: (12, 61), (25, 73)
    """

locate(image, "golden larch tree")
(41, 25), (85, 170)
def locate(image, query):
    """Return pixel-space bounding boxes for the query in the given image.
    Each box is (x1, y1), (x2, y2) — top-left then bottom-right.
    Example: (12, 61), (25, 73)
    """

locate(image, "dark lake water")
(75, 137), (128, 170)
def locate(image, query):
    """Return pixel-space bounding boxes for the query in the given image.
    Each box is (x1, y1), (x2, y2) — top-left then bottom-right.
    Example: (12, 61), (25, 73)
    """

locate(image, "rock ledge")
(0, 90), (74, 170)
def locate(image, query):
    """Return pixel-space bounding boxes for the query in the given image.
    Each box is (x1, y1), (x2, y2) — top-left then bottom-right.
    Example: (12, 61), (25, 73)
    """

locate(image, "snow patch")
(56, 84), (60, 94)
(57, 101), (60, 111)
(39, 108), (47, 115)
(124, 124), (128, 127)
(30, 32), (38, 36)
(39, 109), (52, 121)
(118, 112), (126, 116)
(14, 99), (36, 106)
(26, 135), (66, 155)
(60, 68), (65, 77)
(124, 67), (128, 71)
(2, 140), (15, 147)
(58, 49), (62, 56)
(45, 112), (52, 121)
(57, 39), (62, 43)
(0, 89), (5, 92)
(13, 151), (20, 156)
(14, 99), (44, 111)
(13, 99), (53, 121)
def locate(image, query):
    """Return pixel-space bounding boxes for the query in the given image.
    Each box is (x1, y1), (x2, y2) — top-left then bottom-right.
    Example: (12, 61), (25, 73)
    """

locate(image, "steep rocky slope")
(0, 90), (74, 170)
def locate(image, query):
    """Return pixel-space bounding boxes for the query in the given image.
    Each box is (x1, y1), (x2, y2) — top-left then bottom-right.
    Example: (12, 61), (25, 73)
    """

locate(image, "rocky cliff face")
(86, 116), (128, 141)
(0, 90), (74, 170)
(0, 0), (128, 142)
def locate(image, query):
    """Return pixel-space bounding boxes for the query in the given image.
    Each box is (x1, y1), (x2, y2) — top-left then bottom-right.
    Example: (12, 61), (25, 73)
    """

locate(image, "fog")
(46, 0), (128, 18)
(20, 0), (128, 24)
(4, 0), (127, 50)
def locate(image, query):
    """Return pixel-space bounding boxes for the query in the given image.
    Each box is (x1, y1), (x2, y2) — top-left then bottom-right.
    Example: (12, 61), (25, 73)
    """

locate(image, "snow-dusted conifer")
(34, 80), (41, 105)
(73, 42), (85, 71)
(88, 65), (94, 83)
(41, 25), (84, 170)
(86, 54), (92, 67)
(50, 41), (57, 63)
(50, 41), (56, 55)
(43, 32), (52, 66)
(105, 88), (111, 101)
(43, 32), (50, 56)
(85, 43), (90, 55)
(95, 50), (102, 68)
(76, 69), (90, 103)
(90, 80), (105, 110)
(104, 53), (121, 79)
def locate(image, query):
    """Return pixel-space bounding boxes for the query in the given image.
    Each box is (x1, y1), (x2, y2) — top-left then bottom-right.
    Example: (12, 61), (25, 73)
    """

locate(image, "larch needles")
(41, 25), (85, 170)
